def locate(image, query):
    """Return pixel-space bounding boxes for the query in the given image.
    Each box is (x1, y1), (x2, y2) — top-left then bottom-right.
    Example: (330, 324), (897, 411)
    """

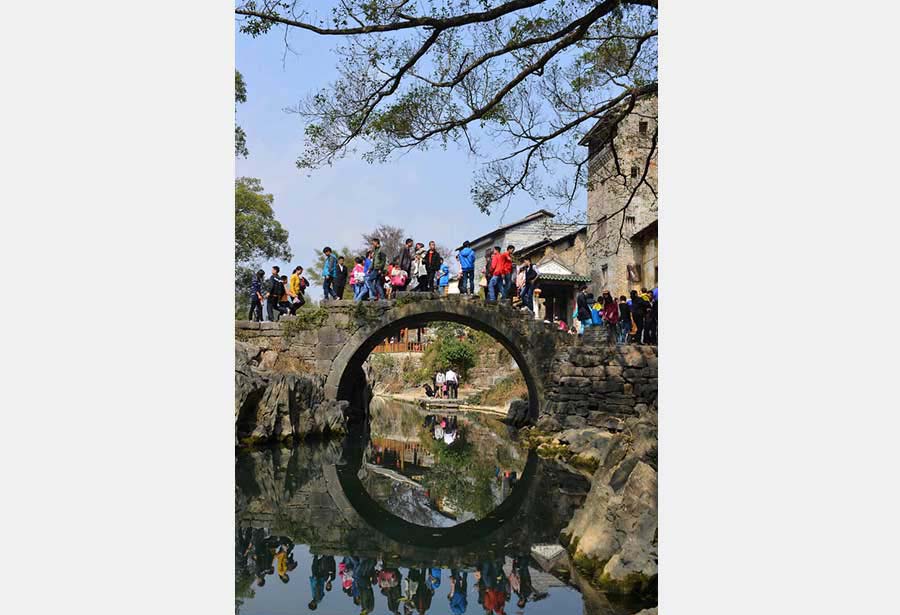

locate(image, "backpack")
(270, 278), (285, 298)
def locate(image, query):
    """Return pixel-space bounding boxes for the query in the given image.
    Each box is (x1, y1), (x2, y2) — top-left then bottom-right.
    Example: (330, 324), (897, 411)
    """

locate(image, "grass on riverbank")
(466, 371), (528, 408)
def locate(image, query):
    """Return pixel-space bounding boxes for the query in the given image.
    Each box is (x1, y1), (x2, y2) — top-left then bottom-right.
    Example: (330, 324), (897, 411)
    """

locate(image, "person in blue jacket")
(438, 262), (450, 295)
(456, 240), (476, 294)
(321, 246), (339, 300)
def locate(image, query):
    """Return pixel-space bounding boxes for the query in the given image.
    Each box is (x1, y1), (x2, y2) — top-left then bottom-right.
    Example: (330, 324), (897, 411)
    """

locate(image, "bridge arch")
(323, 296), (557, 421)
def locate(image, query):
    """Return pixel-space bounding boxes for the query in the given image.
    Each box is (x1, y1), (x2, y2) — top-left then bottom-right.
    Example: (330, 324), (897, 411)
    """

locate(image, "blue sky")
(235, 24), (581, 293)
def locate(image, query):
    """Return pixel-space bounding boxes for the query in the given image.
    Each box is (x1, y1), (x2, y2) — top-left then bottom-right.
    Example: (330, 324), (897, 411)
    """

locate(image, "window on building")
(639, 120), (648, 134)
(625, 215), (636, 235)
(601, 264), (608, 287)
(630, 165), (639, 179)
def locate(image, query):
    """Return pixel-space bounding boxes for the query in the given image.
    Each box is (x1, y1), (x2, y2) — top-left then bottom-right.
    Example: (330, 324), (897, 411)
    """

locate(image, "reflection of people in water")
(508, 555), (540, 608)
(274, 540), (297, 583)
(307, 554), (337, 609)
(407, 567), (435, 614)
(247, 528), (276, 587)
(448, 569), (468, 614)
(352, 557), (377, 614)
(476, 559), (509, 615)
(377, 566), (403, 613)
(339, 556), (356, 594)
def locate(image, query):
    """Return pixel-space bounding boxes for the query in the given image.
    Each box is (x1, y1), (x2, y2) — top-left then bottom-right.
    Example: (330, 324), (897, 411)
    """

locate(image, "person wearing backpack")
(576, 285), (593, 335)
(264, 266), (283, 322)
(275, 275), (291, 319)
(423, 241), (442, 292)
(630, 289), (650, 344)
(248, 269), (265, 321)
(618, 295), (632, 344)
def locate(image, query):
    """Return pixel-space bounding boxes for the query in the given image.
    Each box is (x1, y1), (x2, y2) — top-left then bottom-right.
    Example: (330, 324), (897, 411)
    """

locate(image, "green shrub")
(281, 306), (328, 337)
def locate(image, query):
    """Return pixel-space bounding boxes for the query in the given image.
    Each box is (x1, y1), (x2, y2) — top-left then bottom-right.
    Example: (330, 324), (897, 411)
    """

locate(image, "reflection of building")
(581, 95), (658, 295)
(371, 437), (435, 472)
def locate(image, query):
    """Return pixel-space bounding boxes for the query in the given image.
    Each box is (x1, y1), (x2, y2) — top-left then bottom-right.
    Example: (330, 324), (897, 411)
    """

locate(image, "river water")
(235, 398), (653, 615)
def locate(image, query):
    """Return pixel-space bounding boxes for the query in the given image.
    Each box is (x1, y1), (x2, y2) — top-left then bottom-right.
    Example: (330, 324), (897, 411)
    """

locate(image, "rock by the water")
(235, 343), (348, 444)
(562, 403), (657, 592)
(506, 398), (530, 427)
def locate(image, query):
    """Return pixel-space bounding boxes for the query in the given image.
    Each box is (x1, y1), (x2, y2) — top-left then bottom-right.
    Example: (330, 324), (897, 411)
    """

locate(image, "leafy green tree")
(417, 324), (478, 378)
(235, 1), (657, 215)
(235, 177), (292, 312)
(235, 70), (249, 158)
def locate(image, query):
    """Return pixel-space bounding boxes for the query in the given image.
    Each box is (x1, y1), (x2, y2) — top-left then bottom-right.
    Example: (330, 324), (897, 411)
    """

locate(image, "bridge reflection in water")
(236, 404), (654, 615)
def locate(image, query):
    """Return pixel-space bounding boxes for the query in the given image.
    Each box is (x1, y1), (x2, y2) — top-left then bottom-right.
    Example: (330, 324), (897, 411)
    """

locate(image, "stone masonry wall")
(539, 327), (658, 432)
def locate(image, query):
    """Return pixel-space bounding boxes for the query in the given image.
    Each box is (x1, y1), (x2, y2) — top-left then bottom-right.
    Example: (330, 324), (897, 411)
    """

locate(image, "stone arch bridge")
(235, 293), (657, 443)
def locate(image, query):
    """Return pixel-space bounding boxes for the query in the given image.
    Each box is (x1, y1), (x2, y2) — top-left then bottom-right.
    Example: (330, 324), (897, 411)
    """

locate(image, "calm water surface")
(236, 399), (652, 615)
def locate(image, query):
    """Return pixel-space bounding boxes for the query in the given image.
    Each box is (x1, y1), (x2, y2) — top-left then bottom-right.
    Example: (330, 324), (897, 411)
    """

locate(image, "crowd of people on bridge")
(237, 525), (545, 614)
(246, 234), (658, 346)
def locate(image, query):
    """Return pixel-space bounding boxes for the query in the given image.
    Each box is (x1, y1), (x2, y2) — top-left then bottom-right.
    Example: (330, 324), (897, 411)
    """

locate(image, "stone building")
(581, 95), (658, 296)
(515, 227), (591, 324)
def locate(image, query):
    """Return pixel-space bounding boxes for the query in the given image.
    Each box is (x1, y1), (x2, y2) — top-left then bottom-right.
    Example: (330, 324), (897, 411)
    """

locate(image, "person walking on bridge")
(601, 289), (619, 344)
(411, 244), (427, 291)
(488, 246), (513, 302)
(265, 266), (283, 322)
(333, 256), (348, 299)
(248, 269), (264, 322)
(423, 241), (442, 293)
(322, 247), (338, 300)
(456, 240), (476, 295)
(518, 258), (538, 312)
(481, 248), (494, 300)
(366, 238), (386, 300)
(396, 237), (415, 291)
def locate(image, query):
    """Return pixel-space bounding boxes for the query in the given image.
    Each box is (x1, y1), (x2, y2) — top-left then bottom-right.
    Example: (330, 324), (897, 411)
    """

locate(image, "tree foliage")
(421, 437), (496, 520)
(235, 177), (292, 301)
(235, 70), (249, 158)
(417, 323), (478, 378)
(235, 0), (658, 218)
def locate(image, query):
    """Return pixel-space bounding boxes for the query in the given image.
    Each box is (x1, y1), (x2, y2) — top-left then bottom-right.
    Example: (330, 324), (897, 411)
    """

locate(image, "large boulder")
(235, 371), (348, 444)
(561, 403), (658, 596)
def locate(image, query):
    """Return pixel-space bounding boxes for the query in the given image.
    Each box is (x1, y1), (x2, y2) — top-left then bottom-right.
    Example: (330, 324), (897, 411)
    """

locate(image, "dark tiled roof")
(537, 273), (592, 283)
